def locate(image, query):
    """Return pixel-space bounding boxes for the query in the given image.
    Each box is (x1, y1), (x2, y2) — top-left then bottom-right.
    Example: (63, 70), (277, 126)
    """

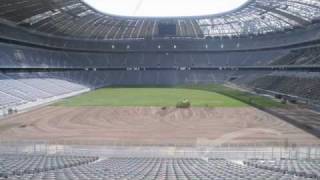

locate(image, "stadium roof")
(0, 0), (320, 40)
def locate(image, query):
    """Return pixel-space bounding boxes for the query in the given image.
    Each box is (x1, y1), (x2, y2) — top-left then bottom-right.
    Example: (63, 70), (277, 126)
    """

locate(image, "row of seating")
(6, 157), (315, 180)
(0, 73), (88, 109)
(0, 42), (284, 68)
(0, 154), (98, 178)
(247, 72), (320, 102)
(271, 47), (320, 65)
(244, 159), (320, 179)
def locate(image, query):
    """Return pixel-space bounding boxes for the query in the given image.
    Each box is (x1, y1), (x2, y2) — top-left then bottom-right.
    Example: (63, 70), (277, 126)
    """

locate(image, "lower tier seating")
(0, 154), (98, 178)
(247, 72), (320, 102)
(244, 159), (320, 179)
(5, 157), (315, 180)
(0, 73), (88, 109)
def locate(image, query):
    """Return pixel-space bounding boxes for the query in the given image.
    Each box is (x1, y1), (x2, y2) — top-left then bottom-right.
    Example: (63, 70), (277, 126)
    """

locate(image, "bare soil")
(0, 106), (319, 146)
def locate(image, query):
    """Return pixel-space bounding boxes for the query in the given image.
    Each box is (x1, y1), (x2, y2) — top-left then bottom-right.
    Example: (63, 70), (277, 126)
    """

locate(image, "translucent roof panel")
(82, 0), (249, 17)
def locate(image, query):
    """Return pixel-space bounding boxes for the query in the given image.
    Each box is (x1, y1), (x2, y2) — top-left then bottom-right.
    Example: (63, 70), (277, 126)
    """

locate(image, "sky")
(83, 0), (249, 17)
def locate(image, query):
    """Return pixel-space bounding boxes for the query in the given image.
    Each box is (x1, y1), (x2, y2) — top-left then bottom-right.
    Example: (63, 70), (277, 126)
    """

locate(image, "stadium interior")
(0, 0), (320, 179)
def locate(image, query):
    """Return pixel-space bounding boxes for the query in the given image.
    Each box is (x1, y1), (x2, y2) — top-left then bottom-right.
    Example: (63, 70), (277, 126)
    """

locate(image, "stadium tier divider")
(0, 140), (319, 160)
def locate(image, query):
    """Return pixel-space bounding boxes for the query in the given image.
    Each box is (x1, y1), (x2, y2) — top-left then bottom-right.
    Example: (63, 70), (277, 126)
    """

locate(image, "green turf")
(178, 84), (284, 108)
(55, 87), (247, 107)
(55, 84), (284, 108)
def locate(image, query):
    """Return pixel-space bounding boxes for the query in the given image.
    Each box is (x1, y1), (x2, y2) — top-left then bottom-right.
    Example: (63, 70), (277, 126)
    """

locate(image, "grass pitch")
(56, 88), (246, 107)
(56, 84), (283, 108)
(180, 84), (284, 108)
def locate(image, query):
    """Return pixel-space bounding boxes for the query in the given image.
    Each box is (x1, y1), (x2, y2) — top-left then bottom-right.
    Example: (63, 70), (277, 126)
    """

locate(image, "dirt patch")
(19, 124), (28, 128)
(0, 106), (318, 146)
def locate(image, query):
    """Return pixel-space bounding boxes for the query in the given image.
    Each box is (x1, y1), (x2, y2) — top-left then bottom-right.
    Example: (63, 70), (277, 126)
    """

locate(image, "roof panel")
(0, 0), (319, 39)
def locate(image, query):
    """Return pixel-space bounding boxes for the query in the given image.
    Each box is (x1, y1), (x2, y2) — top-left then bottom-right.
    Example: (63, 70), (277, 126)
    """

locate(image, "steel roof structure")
(0, 0), (320, 40)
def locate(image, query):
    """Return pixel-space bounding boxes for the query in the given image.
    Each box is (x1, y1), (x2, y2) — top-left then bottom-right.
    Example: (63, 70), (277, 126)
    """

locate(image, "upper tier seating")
(0, 42), (285, 68)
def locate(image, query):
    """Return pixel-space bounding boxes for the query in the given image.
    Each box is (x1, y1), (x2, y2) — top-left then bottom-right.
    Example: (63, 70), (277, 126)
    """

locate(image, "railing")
(0, 140), (319, 160)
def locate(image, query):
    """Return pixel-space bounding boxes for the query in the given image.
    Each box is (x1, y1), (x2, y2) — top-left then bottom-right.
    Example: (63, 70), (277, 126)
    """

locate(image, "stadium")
(0, 0), (320, 179)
